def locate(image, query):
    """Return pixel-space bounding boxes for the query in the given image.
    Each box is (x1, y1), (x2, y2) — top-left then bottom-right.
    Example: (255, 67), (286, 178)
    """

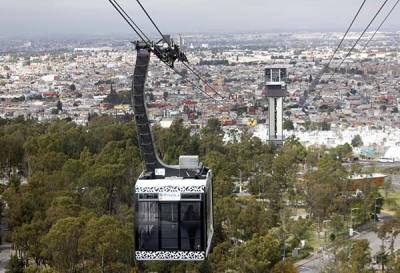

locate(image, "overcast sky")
(1, 0), (400, 38)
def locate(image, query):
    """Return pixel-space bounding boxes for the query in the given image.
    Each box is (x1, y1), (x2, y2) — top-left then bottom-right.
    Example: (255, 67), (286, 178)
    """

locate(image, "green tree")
(204, 118), (223, 135)
(81, 140), (139, 214)
(46, 196), (81, 225)
(154, 119), (201, 164)
(351, 135), (363, 148)
(41, 217), (85, 273)
(350, 240), (374, 273)
(332, 143), (353, 161)
(103, 87), (119, 105)
(236, 232), (281, 273)
(377, 219), (400, 255)
(80, 216), (133, 273)
(236, 198), (274, 240)
(271, 260), (298, 273)
(208, 241), (235, 272)
(283, 120), (295, 130)
(386, 250), (400, 273)
(69, 84), (76, 92)
(12, 219), (48, 265)
(324, 240), (373, 273)
(56, 101), (63, 111)
(6, 255), (25, 273)
(1, 114), (313, 273)
(304, 155), (350, 220)
(264, 139), (301, 218)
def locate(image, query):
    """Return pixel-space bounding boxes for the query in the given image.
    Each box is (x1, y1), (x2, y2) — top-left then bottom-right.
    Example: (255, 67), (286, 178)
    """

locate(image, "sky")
(1, 0), (400, 38)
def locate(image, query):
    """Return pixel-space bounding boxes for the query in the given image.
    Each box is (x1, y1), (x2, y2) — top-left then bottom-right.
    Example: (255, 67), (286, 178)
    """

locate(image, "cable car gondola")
(135, 159), (213, 261)
(106, 0), (221, 261)
(132, 42), (214, 261)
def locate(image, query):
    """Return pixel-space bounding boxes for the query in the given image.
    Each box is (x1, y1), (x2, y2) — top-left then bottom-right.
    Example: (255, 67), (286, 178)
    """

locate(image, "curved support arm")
(132, 43), (207, 179)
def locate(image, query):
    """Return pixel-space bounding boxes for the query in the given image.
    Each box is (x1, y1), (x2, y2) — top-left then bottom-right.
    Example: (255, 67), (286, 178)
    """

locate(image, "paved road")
(359, 231), (400, 256)
(296, 217), (400, 273)
(297, 254), (324, 273)
(355, 161), (400, 168)
(0, 244), (11, 273)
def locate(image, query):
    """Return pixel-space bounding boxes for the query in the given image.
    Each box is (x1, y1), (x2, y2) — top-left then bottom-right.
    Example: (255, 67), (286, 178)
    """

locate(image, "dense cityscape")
(2, 32), (400, 156)
(2, 2), (400, 272)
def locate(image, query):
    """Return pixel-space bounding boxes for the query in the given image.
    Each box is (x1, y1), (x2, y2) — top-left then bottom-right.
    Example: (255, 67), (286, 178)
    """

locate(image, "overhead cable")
(132, 0), (227, 100)
(135, 0), (168, 44)
(327, 0), (368, 67)
(182, 62), (226, 100)
(108, 0), (147, 43)
(364, 0), (400, 49)
(111, 0), (151, 42)
(108, 0), (225, 103)
(328, 0), (390, 81)
(170, 66), (224, 104)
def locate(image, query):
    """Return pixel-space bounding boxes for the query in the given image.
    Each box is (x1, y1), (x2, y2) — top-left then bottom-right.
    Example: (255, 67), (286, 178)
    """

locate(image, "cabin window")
(272, 69), (280, 82)
(280, 68), (287, 82)
(137, 202), (159, 250)
(180, 202), (202, 251)
(181, 193), (202, 200)
(136, 196), (205, 252)
(160, 203), (179, 250)
(138, 193), (158, 200)
(266, 69), (272, 82)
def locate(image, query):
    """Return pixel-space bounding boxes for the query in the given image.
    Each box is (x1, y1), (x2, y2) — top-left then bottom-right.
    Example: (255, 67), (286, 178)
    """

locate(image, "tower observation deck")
(264, 66), (287, 145)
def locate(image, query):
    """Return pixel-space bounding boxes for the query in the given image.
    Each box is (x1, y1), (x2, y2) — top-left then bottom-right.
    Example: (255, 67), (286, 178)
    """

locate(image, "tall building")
(179, 34), (185, 48)
(264, 66), (287, 145)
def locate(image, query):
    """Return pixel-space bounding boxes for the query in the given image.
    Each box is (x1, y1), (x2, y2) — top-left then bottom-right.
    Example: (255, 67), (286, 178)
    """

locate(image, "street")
(0, 244), (11, 273)
(296, 217), (400, 273)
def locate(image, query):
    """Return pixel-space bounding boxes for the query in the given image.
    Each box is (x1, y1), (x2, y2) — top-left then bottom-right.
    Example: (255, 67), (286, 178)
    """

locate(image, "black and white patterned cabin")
(134, 157), (213, 261)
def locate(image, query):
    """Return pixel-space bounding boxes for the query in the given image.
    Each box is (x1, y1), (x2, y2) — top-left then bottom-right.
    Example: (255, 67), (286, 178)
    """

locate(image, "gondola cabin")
(134, 157), (213, 261)
(130, 43), (214, 261)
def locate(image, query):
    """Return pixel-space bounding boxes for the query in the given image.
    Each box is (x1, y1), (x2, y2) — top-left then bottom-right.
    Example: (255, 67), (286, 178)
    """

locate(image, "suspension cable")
(108, 0), (225, 103)
(135, 0), (168, 44)
(364, 0), (400, 49)
(182, 62), (226, 100)
(108, 0), (147, 43)
(169, 65), (223, 104)
(328, 0), (390, 81)
(131, 0), (228, 101)
(327, 0), (368, 67)
(110, 0), (171, 60)
(111, 0), (152, 43)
